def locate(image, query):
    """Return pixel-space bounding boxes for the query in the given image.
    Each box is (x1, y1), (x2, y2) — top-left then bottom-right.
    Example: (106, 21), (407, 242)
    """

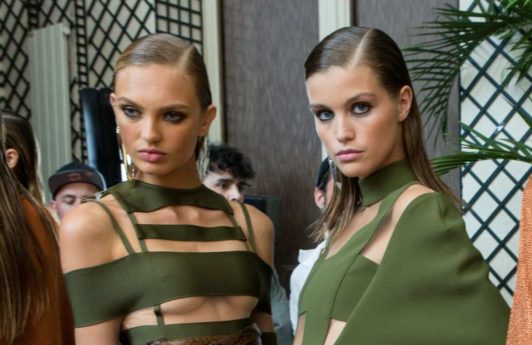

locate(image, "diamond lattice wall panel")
(84, 0), (156, 88)
(0, 0), (30, 117)
(460, 0), (532, 305)
(155, 0), (203, 53)
(0, 0), (204, 163)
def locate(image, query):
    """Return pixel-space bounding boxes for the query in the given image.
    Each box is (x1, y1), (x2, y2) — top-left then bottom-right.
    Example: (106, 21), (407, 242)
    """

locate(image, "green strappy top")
(298, 160), (509, 345)
(64, 180), (275, 345)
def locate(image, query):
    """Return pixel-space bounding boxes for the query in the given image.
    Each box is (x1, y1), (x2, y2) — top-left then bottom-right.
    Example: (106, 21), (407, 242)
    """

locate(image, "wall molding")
(203, 0), (224, 143)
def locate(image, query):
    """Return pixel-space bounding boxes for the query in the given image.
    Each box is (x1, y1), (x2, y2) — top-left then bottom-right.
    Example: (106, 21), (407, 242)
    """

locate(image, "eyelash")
(352, 102), (371, 114)
(164, 111), (186, 123)
(314, 102), (371, 122)
(119, 106), (186, 123)
(315, 110), (334, 122)
(121, 106), (139, 118)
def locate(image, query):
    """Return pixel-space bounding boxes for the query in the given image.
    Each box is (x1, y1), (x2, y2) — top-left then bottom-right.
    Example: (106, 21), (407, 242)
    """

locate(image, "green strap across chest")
(104, 180), (233, 214)
(137, 224), (247, 242)
(90, 200), (135, 255)
(239, 202), (256, 252)
(66, 251), (272, 327)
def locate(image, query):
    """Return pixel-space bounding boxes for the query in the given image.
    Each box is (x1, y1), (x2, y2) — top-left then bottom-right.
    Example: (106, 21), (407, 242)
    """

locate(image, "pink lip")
(336, 149), (363, 162)
(138, 149), (166, 163)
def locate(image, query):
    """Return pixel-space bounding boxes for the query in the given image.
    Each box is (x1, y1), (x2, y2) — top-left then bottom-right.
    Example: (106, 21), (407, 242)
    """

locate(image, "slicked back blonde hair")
(114, 33), (212, 110)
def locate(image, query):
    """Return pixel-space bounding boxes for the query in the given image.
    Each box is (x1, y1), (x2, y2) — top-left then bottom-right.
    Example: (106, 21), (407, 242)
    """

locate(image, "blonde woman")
(60, 34), (276, 345)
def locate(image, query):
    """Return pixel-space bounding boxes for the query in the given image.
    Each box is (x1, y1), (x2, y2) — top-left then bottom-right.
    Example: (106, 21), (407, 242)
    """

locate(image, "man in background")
(203, 143), (293, 344)
(203, 143), (255, 202)
(48, 161), (106, 220)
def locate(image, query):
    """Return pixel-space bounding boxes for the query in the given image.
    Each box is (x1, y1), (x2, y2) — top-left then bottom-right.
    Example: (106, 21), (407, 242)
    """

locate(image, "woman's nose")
(335, 115), (355, 143)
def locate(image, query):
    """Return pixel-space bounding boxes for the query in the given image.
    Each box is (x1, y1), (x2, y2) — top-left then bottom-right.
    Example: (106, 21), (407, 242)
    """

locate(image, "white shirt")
(289, 241), (326, 334)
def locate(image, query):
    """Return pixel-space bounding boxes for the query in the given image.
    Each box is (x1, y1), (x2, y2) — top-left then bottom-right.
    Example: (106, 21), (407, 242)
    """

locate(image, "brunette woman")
(0, 110), (74, 344)
(3, 110), (44, 202)
(60, 33), (276, 345)
(295, 26), (509, 345)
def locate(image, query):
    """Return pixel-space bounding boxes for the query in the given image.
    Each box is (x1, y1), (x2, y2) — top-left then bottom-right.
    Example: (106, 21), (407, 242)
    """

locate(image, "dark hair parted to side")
(0, 110), (58, 343)
(208, 143), (255, 181)
(3, 110), (44, 202)
(305, 26), (457, 242)
(114, 33), (212, 110)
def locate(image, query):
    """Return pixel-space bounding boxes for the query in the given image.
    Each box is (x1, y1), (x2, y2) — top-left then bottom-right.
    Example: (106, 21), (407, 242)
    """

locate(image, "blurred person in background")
(48, 161), (106, 220)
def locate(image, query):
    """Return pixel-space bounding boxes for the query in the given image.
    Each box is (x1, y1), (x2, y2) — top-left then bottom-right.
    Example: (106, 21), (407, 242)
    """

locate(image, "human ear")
(198, 104), (217, 137)
(5, 148), (19, 169)
(397, 85), (413, 122)
(314, 187), (325, 210)
(109, 93), (117, 108)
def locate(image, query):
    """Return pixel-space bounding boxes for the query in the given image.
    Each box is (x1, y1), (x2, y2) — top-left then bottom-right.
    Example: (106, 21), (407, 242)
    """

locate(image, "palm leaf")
(404, 0), (532, 138)
(431, 148), (531, 175)
(432, 122), (532, 175)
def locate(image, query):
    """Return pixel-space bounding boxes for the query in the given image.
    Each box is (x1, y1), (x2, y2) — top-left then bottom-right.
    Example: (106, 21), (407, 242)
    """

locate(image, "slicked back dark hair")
(207, 143), (255, 181)
(305, 26), (456, 242)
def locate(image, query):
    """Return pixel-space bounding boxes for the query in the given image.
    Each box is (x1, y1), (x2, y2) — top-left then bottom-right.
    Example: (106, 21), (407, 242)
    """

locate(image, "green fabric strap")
(240, 202), (256, 252)
(127, 211), (148, 252)
(90, 200), (134, 254)
(105, 180), (233, 214)
(65, 251), (271, 327)
(359, 159), (416, 207)
(153, 304), (164, 326)
(136, 224), (246, 242)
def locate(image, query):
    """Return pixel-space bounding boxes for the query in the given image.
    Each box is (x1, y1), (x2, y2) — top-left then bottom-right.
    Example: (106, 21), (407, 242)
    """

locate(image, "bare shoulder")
(59, 196), (119, 272)
(391, 184), (436, 220)
(230, 202), (274, 267)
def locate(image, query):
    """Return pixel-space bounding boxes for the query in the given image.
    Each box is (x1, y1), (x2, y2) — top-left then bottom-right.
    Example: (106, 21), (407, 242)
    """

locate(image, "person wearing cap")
(48, 162), (106, 219)
(289, 158), (334, 334)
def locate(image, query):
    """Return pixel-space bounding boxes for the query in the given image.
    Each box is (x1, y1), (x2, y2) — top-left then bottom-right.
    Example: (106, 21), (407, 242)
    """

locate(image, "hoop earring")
(196, 136), (209, 180)
(328, 157), (339, 182)
(116, 126), (135, 181)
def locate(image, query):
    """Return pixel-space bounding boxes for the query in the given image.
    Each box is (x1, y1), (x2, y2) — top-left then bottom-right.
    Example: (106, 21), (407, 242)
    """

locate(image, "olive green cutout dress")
(298, 160), (509, 345)
(64, 180), (276, 345)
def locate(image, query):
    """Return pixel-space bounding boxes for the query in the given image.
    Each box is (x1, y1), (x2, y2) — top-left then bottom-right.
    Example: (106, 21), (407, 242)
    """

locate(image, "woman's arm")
(59, 201), (123, 345)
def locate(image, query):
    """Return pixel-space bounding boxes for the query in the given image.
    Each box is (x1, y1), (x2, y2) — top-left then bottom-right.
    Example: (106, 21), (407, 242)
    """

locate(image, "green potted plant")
(404, 0), (531, 174)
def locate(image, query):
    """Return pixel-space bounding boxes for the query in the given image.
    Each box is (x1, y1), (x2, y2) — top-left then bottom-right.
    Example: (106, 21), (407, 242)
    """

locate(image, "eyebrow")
(309, 92), (377, 112)
(115, 96), (191, 112)
(216, 177), (234, 183)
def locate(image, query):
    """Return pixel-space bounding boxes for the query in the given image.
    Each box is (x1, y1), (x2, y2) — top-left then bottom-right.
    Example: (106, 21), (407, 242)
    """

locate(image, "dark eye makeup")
(351, 102), (371, 115)
(315, 109), (334, 121)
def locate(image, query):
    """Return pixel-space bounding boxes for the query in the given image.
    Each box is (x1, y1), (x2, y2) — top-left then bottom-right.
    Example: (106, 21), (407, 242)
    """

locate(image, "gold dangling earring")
(196, 136), (210, 180)
(116, 126), (133, 181)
